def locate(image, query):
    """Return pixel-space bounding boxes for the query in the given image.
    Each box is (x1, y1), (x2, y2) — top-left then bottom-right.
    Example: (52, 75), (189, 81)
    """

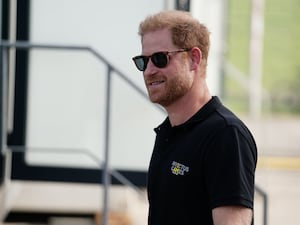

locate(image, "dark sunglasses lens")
(134, 56), (148, 71)
(151, 52), (168, 68)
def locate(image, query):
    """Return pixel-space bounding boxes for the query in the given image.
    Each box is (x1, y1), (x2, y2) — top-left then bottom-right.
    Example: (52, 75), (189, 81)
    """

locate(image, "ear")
(190, 47), (202, 71)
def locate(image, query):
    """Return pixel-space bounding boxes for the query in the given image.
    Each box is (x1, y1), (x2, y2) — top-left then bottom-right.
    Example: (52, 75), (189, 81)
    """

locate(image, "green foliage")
(225, 0), (300, 115)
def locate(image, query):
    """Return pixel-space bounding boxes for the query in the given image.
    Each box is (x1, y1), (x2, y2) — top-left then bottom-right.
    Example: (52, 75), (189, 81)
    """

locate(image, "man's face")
(141, 28), (193, 107)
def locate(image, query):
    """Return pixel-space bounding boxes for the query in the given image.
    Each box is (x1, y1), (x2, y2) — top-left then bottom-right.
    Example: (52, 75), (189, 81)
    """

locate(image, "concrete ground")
(254, 168), (300, 225)
(248, 117), (300, 225)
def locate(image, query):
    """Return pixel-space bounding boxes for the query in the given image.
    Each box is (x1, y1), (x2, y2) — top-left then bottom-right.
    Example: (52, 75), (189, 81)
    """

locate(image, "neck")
(165, 85), (211, 126)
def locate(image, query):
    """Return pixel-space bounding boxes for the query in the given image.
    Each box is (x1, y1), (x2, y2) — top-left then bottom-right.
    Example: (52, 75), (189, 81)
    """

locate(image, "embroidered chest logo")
(171, 161), (189, 175)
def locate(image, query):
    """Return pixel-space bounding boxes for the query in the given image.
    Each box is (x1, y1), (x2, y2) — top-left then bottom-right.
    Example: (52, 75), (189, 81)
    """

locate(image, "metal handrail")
(6, 145), (145, 196)
(0, 145), (146, 223)
(0, 40), (149, 99)
(0, 40), (153, 225)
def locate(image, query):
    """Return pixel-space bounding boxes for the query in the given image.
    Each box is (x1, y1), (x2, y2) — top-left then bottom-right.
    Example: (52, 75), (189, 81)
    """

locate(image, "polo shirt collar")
(154, 96), (222, 134)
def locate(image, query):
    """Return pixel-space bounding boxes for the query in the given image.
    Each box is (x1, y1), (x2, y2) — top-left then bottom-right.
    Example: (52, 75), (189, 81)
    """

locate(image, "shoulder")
(208, 103), (255, 146)
(200, 102), (257, 160)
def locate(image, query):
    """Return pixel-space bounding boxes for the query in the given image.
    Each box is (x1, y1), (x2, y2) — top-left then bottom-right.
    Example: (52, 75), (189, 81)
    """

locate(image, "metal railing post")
(0, 45), (8, 155)
(255, 185), (268, 225)
(101, 65), (112, 225)
(0, 44), (11, 223)
(0, 45), (3, 155)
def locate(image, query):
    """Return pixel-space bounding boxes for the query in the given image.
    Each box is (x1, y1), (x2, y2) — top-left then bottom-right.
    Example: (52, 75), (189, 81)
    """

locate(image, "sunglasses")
(132, 48), (191, 71)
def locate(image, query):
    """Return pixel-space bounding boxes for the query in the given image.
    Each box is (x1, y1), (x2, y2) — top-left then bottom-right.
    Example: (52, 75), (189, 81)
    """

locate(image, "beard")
(147, 74), (192, 107)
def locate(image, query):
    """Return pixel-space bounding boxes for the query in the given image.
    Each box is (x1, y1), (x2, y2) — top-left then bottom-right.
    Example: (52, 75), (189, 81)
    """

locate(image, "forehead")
(141, 28), (175, 54)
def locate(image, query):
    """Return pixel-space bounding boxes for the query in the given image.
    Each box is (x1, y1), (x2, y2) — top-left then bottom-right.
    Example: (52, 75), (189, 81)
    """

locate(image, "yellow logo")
(171, 161), (189, 175)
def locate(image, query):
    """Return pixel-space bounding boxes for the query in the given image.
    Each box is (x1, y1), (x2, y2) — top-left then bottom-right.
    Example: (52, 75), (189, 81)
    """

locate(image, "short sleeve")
(204, 125), (257, 209)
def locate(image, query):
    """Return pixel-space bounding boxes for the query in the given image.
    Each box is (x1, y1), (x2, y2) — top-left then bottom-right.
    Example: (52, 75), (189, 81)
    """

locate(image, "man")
(132, 10), (257, 225)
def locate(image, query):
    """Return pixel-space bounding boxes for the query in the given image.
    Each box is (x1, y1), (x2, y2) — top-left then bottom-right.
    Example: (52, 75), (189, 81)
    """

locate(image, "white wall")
(26, 0), (166, 171)
(191, 0), (226, 96)
(25, 0), (225, 171)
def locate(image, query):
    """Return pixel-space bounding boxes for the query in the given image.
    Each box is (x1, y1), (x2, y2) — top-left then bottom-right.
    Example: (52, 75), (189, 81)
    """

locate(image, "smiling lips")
(147, 80), (165, 90)
(150, 80), (164, 86)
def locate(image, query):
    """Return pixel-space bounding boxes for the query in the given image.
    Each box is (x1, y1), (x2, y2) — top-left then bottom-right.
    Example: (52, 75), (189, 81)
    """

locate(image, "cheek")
(175, 63), (193, 83)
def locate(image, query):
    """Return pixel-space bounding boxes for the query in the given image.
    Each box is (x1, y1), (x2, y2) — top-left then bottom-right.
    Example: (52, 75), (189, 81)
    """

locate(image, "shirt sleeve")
(204, 125), (257, 209)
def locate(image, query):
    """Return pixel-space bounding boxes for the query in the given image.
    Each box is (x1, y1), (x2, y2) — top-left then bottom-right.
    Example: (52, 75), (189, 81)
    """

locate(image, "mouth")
(149, 80), (164, 86)
(147, 79), (165, 87)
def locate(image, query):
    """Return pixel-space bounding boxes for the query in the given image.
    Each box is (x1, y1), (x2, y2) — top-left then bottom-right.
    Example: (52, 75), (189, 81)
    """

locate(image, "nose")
(143, 59), (158, 77)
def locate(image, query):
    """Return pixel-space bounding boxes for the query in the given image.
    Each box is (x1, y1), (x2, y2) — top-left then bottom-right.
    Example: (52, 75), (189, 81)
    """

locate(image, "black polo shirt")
(147, 96), (257, 225)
